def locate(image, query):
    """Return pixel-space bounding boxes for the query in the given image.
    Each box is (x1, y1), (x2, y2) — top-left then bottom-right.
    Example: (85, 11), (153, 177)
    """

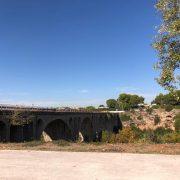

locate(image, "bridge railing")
(0, 105), (108, 113)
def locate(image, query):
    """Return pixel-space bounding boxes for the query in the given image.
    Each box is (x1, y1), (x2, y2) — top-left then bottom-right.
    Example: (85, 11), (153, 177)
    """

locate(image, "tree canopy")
(85, 106), (96, 111)
(152, 90), (180, 106)
(118, 93), (144, 110)
(153, 0), (180, 91)
(106, 99), (117, 110)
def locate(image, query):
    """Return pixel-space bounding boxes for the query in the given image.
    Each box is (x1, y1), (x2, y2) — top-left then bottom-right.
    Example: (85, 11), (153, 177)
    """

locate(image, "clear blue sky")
(0, 0), (166, 107)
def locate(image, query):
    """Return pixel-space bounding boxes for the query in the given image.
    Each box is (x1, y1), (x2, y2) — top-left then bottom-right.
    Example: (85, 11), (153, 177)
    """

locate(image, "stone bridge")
(0, 110), (122, 142)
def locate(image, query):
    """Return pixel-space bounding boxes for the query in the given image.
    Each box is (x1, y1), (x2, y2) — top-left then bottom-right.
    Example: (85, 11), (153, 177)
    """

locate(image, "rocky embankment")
(122, 109), (180, 130)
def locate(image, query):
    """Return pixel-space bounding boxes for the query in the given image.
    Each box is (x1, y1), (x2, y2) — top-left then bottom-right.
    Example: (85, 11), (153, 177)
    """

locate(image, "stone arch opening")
(0, 121), (6, 142)
(44, 119), (72, 141)
(10, 123), (34, 142)
(80, 118), (93, 142)
(10, 125), (23, 142)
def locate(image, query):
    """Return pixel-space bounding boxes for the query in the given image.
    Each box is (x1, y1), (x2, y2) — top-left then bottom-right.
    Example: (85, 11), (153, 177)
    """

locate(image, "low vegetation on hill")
(101, 126), (180, 144)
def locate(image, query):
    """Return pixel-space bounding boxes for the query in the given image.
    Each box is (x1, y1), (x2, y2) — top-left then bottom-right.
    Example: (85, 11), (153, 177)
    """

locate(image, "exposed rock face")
(42, 131), (52, 142)
(122, 109), (180, 130)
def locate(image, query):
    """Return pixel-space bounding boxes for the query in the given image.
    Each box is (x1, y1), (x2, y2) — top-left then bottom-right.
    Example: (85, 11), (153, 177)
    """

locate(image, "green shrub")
(174, 114), (180, 131)
(101, 131), (116, 143)
(151, 105), (160, 109)
(120, 114), (131, 121)
(161, 132), (180, 143)
(142, 129), (159, 143)
(131, 125), (144, 139)
(146, 108), (153, 114)
(117, 127), (137, 143)
(154, 115), (161, 125)
(102, 126), (179, 144)
(142, 127), (172, 143)
(154, 127), (172, 136)
(164, 105), (173, 112)
(101, 131), (109, 142)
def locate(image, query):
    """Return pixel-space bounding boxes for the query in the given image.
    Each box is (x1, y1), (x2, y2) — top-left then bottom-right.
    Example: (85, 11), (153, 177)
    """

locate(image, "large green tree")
(153, 0), (180, 91)
(106, 99), (117, 110)
(118, 93), (144, 110)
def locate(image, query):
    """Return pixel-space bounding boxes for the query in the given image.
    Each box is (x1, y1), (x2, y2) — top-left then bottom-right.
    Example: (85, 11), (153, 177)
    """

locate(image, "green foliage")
(85, 106), (96, 111)
(101, 131), (116, 143)
(152, 93), (165, 105)
(101, 131), (109, 143)
(117, 127), (137, 143)
(131, 125), (144, 139)
(10, 111), (34, 125)
(106, 99), (117, 110)
(118, 93), (144, 110)
(137, 127), (177, 144)
(153, 0), (180, 91)
(146, 108), (153, 114)
(151, 105), (160, 109)
(101, 126), (179, 144)
(152, 90), (180, 107)
(120, 113), (131, 121)
(174, 114), (180, 131)
(155, 127), (172, 134)
(154, 115), (161, 125)
(160, 132), (180, 143)
(164, 105), (173, 112)
(142, 129), (159, 143)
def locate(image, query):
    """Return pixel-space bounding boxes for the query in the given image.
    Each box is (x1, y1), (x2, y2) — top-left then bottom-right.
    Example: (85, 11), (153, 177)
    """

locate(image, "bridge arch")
(43, 119), (72, 141)
(80, 117), (93, 142)
(0, 121), (7, 142)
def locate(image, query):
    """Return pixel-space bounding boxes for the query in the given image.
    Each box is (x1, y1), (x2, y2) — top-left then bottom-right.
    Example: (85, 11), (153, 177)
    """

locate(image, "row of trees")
(105, 90), (179, 111)
(106, 93), (144, 111)
(152, 90), (180, 106)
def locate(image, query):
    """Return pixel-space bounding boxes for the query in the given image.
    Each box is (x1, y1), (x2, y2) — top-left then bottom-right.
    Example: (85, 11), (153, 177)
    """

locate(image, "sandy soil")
(0, 150), (179, 180)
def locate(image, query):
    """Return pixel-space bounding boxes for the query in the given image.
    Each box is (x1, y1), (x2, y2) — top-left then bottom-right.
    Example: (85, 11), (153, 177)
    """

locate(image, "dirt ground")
(0, 142), (180, 155)
(0, 150), (180, 180)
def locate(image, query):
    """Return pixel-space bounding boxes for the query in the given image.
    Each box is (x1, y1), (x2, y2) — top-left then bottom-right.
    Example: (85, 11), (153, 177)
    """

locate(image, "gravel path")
(0, 150), (180, 180)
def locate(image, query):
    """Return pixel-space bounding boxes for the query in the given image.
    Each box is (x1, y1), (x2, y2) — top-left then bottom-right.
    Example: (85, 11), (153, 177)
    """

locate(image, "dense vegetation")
(10, 111), (34, 125)
(106, 93), (144, 111)
(174, 114), (180, 131)
(101, 126), (180, 144)
(106, 99), (117, 110)
(118, 94), (144, 110)
(104, 91), (179, 111)
(152, 90), (180, 110)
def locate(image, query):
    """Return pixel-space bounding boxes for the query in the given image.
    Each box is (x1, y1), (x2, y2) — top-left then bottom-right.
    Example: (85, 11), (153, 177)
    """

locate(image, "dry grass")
(0, 142), (180, 155)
